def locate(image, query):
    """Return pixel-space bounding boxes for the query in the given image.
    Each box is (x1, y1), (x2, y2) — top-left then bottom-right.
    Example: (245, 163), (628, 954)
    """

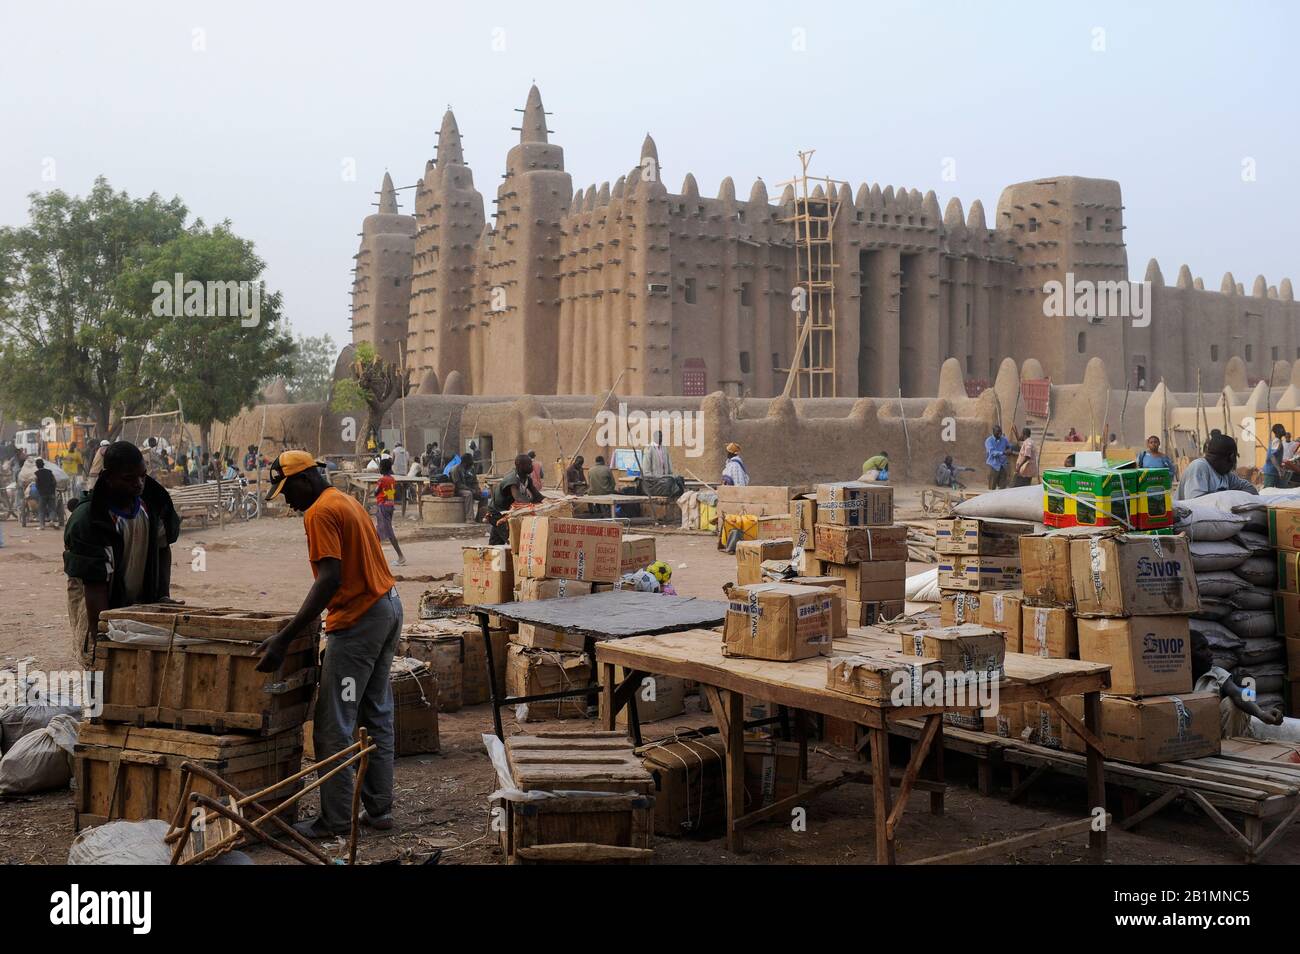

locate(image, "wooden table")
(342, 473), (427, 517)
(579, 493), (651, 522)
(597, 628), (1112, 864)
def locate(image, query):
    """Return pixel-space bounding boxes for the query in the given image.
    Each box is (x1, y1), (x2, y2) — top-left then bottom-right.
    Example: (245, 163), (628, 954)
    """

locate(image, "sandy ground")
(1, 494), (1294, 865)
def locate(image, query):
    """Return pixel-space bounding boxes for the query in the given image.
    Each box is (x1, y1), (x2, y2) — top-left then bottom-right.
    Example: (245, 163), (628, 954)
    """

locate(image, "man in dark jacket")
(63, 441), (181, 667)
(33, 458), (58, 529)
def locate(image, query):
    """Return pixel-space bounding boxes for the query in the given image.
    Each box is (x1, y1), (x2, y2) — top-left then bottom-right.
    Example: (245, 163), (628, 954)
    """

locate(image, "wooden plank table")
(580, 493), (651, 522)
(597, 628), (1112, 864)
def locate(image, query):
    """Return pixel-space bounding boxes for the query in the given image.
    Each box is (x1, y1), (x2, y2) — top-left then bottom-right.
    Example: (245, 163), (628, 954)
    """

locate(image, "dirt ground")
(1, 490), (1295, 865)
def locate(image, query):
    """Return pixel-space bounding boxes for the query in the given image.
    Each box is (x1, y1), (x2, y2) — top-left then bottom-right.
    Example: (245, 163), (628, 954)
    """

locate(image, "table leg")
(929, 718), (945, 816)
(726, 690), (745, 854)
(869, 726), (896, 865)
(601, 663), (617, 732)
(480, 612), (504, 740)
(1084, 690), (1107, 861)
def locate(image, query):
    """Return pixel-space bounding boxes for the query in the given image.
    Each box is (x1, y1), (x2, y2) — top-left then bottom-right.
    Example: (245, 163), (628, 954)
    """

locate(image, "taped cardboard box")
(462, 545), (514, 605)
(508, 501), (574, 554)
(1077, 616), (1192, 696)
(898, 624), (1006, 677)
(723, 582), (835, 661)
(743, 737), (801, 809)
(936, 517), (1035, 556)
(619, 534), (658, 574)
(1026, 700), (1065, 749)
(756, 514), (795, 539)
(515, 577), (595, 601)
(783, 576), (848, 636)
(791, 495), (817, 549)
(518, 516), (623, 583)
(1019, 529), (1105, 605)
(598, 668), (687, 725)
(815, 481), (893, 527)
(736, 538), (795, 586)
(511, 624), (588, 653)
(813, 523), (907, 564)
(1276, 592), (1300, 637)
(641, 736), (726, 836)
(1020, 603), (1078, 659)
(1277, 550), (1300, 593)
(940, 590), (982, 626)
(1061, 692), (1220, 764)
(1068, 533), (1199, 617)
(717, 484), (810, 515)
(846, 599), (906, 626)
(827, 650), (943, 706)
(937, 554), (1022, 592)
(977, 590), (1024, 653)
(505, 646), (592, 721)
(818, 559), (906, 602)
(984, 701), (1027, 739)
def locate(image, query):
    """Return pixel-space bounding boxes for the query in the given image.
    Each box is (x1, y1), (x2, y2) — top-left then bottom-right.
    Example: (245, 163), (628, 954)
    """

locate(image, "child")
(373, 457), (407, 567)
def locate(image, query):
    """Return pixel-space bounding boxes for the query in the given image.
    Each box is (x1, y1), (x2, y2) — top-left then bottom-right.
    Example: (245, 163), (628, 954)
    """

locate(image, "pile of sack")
(1174, 490), (1284, 712)
(0, 704), (82, 795)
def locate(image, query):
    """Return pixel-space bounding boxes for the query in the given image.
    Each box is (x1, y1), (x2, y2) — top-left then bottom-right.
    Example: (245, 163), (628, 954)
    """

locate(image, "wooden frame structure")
(597, 628), (1112, 864)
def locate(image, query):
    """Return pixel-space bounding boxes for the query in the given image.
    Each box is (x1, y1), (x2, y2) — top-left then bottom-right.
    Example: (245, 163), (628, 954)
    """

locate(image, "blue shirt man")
(984, 426), (1011, 490)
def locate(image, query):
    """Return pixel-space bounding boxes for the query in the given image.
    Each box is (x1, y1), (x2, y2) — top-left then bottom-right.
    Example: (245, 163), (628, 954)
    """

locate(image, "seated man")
(1191, 631), (1285, 740)
(1174, 434), (1258, 501)
(564, 455), (588, 496)
(487, 454), (544, 546)
(586, 455), (616, 496)
(862, 451), (889, 481)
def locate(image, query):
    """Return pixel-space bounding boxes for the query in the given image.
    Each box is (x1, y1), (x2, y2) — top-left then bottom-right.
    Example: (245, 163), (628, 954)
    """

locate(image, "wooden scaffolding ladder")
(777, 150), (845, 399)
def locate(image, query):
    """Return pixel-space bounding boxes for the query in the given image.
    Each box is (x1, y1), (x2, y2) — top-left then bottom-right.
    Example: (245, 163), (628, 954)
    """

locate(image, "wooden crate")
(95, 605), (318, 735)
(499, 731), (655, 864)
(73, 722), (303, 831)
(391, 659), (439, 756)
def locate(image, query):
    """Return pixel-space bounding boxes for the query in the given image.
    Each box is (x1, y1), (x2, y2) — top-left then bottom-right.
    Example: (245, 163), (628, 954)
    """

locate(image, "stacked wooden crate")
(75, 604), (316, 831)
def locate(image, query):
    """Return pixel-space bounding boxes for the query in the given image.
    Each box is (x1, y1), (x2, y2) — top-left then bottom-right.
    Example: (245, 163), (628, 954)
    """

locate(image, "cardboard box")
(940, 590), (982, 626)
(462, 545), (514, 605)
(1027, 700), (1065, 749)
(828, 650), (942, 706)
(1021, 603), (1078, 659)
(978, 590), (1024, 653)
(1268, 501), (1300, 552)
(619, 534), (658, 574)
(1277, 592), (1300, 637)
(736, 538), (795, 586)
(1069, 534), (1199, 617)
(511, 623), (587, 653)
(508, 502), (574, 554)
(819, 559), (906, 602)
(784, 576), (848, 636)
(641, 737), (726, 836)
(936, 517), (1035, 556)
(815, 482), (893, 527)
(813, 523), (907, 563)
(846, 599), (906, 626)
(723, 582), (835, 661)
(599, 667), (686, 725)
(937, 554), (1022, 592)
(717, 484), (809, 515)
(1019, 532), (1078, 604)
(504, 646), (592, 721)
(1077, 616), (1192, 696)
(756, 514), (795, 539)
(984, 702), (1026, 739)
(515, 577), (594, 601)
(518, 516), (623, 583)
(742, 738), (801, 808)
(898, 624), (1006, 677)
(791, 495), (817, 550)
(1278, 550), (1300, 593)
(1062, 692), (1220, 764)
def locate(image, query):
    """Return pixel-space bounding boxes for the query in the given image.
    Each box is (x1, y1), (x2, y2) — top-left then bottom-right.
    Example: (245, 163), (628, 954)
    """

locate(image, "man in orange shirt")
(256, 451), (403, 838)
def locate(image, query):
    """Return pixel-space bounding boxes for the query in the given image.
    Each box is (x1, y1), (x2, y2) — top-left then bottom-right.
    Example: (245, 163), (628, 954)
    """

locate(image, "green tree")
(330, 341), (406, 453)
(131, 224), (295, 453)
(0, 178), (188, 435)
(283, 333), (336, 403)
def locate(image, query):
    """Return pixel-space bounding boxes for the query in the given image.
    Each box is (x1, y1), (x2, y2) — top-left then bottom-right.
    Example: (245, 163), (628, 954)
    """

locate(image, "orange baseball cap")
(266, 450), (325, 501)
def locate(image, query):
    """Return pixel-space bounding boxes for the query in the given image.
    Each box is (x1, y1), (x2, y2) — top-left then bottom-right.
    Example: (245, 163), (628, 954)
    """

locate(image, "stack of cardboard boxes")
(1268, 503), (1300, 716)
(1011, 529), (1222, 763)
(808, 481), (906, 626)
(935, 516), (1032, 634)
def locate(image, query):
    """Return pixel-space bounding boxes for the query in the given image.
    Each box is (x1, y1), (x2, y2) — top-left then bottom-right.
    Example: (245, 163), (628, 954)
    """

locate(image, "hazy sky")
(2, 0), (1296, 348)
